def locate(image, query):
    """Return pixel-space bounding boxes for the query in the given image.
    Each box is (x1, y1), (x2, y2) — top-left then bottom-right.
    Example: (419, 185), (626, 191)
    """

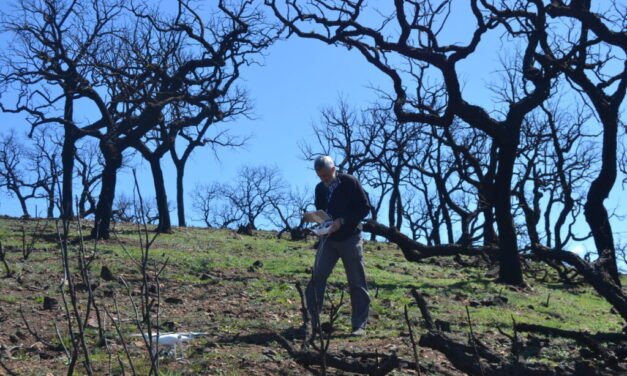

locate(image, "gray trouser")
(305, 233), (370, 330)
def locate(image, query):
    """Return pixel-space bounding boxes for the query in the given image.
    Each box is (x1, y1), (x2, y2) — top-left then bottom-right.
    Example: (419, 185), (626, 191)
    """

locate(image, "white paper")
(313, 225), (331, 236)
(302, 210), (331, 224)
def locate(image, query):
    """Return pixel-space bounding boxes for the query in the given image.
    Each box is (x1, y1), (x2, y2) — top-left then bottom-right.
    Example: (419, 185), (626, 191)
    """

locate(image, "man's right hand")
(327, 218), (342, 234)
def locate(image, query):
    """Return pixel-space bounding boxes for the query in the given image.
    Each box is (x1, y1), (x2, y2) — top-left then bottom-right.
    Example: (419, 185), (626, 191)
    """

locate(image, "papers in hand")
(313, 222), (332, 236)
(302, 210), (331, 224)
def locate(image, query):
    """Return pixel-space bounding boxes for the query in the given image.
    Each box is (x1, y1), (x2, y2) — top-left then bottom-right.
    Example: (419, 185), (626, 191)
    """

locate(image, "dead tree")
(299, 98), (378, 176)
(267, 186), (313, 239)
(0, 131), (47, 217)
(30, 127), (63, 218)
(75, 140), (104, 218)
(0, 0), (124, 220)
(169, 103), (249, 227)
(540, 0), (626, 286)
(191, 182), (244, 228)
(86, 0), (276, 236)
(223, 165), (286, 230)
(268, 0), (560, 285)
(433, 122), (499, 246)
(367, 109), (422, 230)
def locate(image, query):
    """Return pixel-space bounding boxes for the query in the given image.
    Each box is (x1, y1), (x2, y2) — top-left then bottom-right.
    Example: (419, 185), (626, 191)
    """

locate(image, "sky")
(0, 1), (624, 260)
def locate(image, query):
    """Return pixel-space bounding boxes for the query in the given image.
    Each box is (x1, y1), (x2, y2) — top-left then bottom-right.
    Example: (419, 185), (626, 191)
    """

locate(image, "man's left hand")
(328, 218), (342, 234)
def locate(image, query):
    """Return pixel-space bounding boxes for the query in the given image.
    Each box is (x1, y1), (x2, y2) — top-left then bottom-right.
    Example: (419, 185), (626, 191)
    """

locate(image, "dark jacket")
(315, 173), (371, 241)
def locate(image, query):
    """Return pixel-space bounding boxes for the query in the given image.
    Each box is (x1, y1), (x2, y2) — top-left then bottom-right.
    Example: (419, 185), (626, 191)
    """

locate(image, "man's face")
(316, 166), (336, 186)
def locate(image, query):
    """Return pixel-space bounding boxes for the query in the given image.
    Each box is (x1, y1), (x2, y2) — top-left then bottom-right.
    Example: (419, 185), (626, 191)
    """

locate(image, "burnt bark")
(493, 142), (524, 285)
(176, 166), (186, 227)
(61, 126), (78, 220)
(91, 142), (122, 239)
(363, 220), (498, 262)
(148, 158), (171, 233)
(532, 246), (627, 322)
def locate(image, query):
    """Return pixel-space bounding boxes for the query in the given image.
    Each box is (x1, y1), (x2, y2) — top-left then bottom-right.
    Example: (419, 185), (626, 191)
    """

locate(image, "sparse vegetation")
(0, 217), (623, 375)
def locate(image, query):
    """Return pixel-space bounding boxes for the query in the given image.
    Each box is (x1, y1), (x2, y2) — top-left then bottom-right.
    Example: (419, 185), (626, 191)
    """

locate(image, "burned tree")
(300, 98), (378, 176)
(31, 128), (63, 218)
(169, 100), (249, 228)
(223, 165), (286, 230)
(267, 186), (313, 239)
(268, 0), (559, 285)
(0, 131), (45, 217)
(540, 0), (626, 286)
(74, 139), (104, 218)
(78, 0), (277, 238)
(0, 0), (124, 219)
(191, 182), (244, 228)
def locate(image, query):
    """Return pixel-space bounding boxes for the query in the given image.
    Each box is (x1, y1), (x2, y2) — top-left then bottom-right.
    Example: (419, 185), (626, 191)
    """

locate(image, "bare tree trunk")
(388, 185), (399, 229)
(479, 186), (498, 246)
(494, 142), (524, 285)
(92, 142), (121, 239)
(47, 161), (56, 218)
(149, 158), (171, 233)
(17, 194), (30, 218)
(176, 163), (186, 227)
(395, 190), (403, 231)
(61, 127), (77, 220)
(584, 110), (620, 286)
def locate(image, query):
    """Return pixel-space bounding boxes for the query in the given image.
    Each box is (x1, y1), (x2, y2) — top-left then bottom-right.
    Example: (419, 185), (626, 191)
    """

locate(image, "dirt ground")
(0, 247), (465, 375)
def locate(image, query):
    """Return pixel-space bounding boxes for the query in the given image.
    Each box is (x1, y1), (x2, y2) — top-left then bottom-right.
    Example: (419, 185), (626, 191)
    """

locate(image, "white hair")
(314, 155), (335, 171)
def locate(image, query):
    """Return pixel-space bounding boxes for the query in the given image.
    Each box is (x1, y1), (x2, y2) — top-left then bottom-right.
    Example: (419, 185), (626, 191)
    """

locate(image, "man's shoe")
(351, 327), (366, 337)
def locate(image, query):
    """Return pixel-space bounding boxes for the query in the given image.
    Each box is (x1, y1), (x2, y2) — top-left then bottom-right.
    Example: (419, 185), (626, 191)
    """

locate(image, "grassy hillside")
(0, 217), (623, 375)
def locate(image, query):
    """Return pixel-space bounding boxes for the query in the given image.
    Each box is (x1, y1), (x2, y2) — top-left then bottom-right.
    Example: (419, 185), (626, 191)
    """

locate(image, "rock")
(383, 344), (398, 352)
(43, 296), (58, 310)
(75, 282), (99, 292)
(579, 348), (595, 359)
(100, 265), (115, 281)
(86, 317), (100, 328)
(574, 360), (597, 374)
(162, 321), (176, 331)
(435, 319), (451, 332)
(29, 341), (46, 351)
(494, 296), (508, 304)
(164, 297), (183, 304)
(321, 322), (334, 334)
(39, 351), (56, 360)
(263, 348), (278, 359)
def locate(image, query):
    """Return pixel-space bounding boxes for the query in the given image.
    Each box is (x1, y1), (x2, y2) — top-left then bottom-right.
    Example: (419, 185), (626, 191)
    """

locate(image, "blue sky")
(0, 1), (624, 260)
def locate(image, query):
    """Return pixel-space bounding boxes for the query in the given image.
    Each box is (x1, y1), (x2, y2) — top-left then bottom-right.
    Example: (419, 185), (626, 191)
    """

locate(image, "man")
(306, 155), (371, 336)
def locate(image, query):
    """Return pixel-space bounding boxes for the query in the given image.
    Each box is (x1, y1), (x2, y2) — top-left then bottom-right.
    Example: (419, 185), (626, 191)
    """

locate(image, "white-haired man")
(307, 155), (371, 336)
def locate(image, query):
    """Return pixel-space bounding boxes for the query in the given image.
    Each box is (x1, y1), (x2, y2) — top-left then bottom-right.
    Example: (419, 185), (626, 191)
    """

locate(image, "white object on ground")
(132, 332), (209, 359)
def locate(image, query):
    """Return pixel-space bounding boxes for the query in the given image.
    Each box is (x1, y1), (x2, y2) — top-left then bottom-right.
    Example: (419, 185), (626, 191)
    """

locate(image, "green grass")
(0, 294), (18, 304)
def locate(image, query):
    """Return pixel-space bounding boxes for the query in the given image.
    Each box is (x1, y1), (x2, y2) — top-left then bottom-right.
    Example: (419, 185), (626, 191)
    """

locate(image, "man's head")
(314, 155), (336, 185)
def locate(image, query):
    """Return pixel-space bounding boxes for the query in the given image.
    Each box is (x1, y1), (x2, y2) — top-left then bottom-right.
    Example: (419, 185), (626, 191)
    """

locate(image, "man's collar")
(324, 173), (340, 188)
